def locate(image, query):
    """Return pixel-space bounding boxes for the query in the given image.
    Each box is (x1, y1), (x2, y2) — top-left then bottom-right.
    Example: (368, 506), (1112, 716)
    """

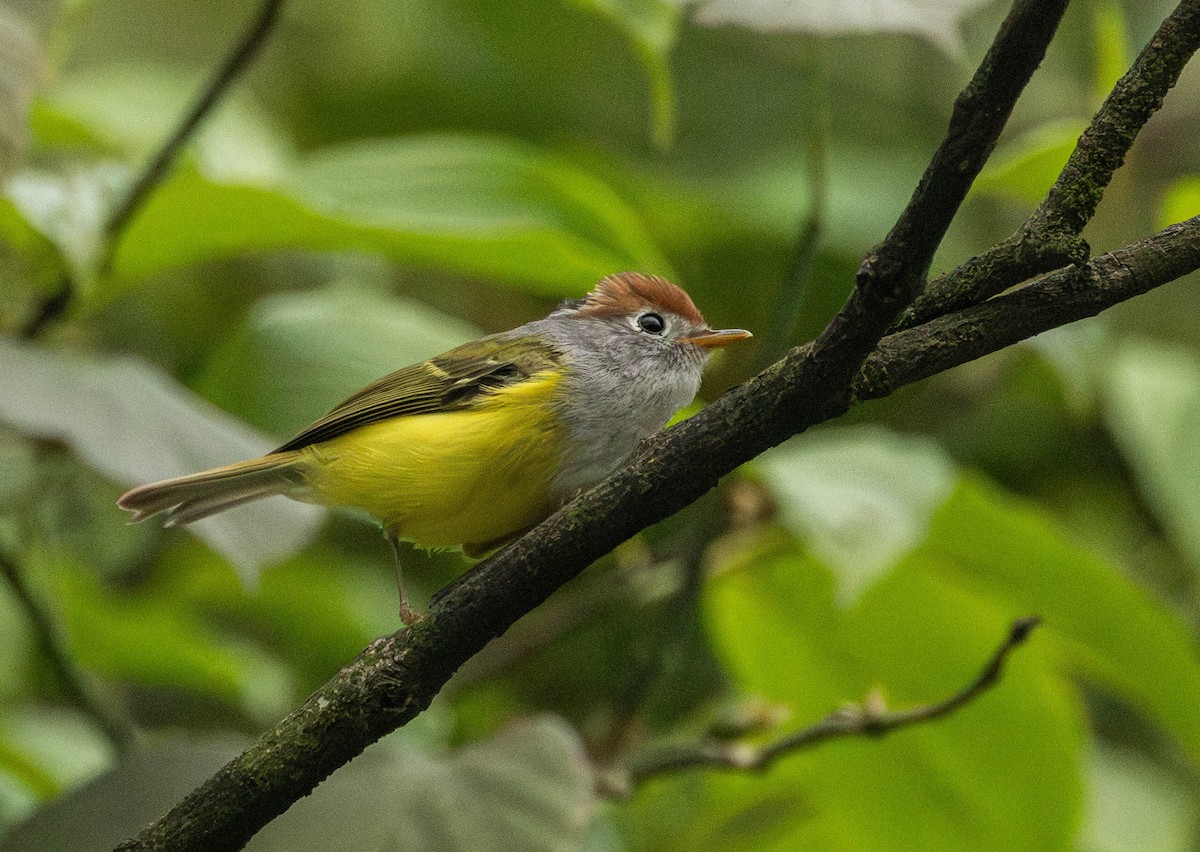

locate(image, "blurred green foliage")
(0, 0), (1199, 849)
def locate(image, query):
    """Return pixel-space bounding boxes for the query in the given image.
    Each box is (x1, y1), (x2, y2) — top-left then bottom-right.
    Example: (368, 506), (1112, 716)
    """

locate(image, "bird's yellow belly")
(300, 373), (563, 551)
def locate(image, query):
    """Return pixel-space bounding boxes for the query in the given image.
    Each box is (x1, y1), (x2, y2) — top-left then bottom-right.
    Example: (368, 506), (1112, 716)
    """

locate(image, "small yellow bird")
(119, 272), (750, 622)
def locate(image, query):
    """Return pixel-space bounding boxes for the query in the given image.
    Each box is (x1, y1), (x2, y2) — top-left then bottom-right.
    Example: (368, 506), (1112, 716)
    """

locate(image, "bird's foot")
(399, 601), (424, 626)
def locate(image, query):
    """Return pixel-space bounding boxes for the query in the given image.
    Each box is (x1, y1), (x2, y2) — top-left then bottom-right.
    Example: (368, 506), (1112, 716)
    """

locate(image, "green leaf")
(1079, 745), (1198, 852)
(42, 63), (289, 182)
(0, 336), (323, 578)
(654, 543), (1083, 851)
(4, 164), (124, 283)
(922, 476), (1200, 766)
(973, 121), (1087, 205)
(0, 707), (112, 800)
(756, 426), (956, 603)
(289, 135), (672, 287)
(1102, 341), (1200, 574)
(104, 135), (670, 306)
(1160, 175), (1200, 228)
(51, 560), (248, 700)
(253, 716), (596, 852)
(570, 0), (682, 147)
(194, 283), (479, 436)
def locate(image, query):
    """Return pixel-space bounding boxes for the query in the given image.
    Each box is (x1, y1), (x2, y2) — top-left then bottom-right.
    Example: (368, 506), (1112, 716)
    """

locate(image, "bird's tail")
(117, 453), (308, 527)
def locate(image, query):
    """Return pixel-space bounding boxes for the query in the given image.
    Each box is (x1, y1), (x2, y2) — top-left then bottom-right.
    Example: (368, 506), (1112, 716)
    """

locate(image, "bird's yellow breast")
(299, 371), (563, 551)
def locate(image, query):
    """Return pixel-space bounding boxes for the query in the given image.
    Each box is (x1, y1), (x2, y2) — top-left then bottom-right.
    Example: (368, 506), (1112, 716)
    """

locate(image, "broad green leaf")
(1102, 341), (1200, 574)
(0, 7), (39, 180)
(51, 559), (248, 700)
(1079, 745), (1198, 852)
(0, 708), (111, 800)
(973, 121), (1087, 205)
(570, 0), (682, 146)
(42, 63), (289, 182)
(26, 102), (113, 152)
(756, 426), (955, 603)
(252, 716), (595, 852)
(674, 0), (995, 57)
(0, 190), (64, 296)
(0, 336), (324, 578)
(105, 135), (670, 305)
(4, 164), (124, 283)
(194, 283), (479, 436)
(922, 476), (1200, 766)
(0, 735), (245, 851)
(290, 135), (672, 288)
(1160, 176), (1200, 227)
(655, 544), (1082, 851)
(0, 707), (112, 830)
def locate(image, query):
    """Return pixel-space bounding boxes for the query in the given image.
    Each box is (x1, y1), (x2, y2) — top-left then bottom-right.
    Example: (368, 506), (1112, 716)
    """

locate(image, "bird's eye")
(637, 312), (665, 334)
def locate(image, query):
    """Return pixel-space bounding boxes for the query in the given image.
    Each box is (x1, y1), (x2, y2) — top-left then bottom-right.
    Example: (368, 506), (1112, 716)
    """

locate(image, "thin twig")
(21, 0), (287, 335)
(0, 549), (135, 752)
(613, 617), (1040, 790)
(101, 0), (286, 258)
(757, 40), (829, 370)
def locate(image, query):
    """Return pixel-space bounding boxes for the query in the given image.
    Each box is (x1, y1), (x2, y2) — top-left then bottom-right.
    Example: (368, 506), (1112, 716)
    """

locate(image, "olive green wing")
(273, 335), (563, 453)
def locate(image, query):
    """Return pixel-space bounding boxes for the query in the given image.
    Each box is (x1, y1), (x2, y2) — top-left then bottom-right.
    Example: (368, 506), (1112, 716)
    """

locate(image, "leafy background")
(1, 0), (1199, 849)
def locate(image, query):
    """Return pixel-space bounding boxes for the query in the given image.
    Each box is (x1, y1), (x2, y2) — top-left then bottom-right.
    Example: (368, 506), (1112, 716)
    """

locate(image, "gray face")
(529, 308), (711, 501)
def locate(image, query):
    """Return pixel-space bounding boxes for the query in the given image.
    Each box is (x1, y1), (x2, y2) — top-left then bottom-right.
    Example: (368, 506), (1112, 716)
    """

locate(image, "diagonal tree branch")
(899, 0), (1200, 329)
(809, 0), (1069, 378)
(102, 0), (286, 253)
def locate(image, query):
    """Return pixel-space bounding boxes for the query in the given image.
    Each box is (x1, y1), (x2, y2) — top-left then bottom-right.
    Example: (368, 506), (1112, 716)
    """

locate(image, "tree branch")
(102, 0), (286, 251)
(21, 0), (287, 337)
(810, 0), (1068, 383)
(899, 0), (1200, 329)
(601, 617), (1039, 793)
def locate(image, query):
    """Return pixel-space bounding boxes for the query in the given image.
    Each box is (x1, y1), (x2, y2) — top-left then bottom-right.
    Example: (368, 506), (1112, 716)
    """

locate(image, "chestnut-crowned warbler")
(119, 272), (750, 622)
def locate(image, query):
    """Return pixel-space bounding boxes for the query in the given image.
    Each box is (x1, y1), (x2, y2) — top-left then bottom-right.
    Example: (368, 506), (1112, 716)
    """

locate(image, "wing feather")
(273, 335), (563, 452)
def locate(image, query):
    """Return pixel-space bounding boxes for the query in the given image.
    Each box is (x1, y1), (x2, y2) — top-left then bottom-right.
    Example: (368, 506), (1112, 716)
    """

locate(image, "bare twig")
(21, 0), (286, 335)
(606, 617), (1040, 792)
(102, 0), (286, 252)
(899, 0), (1200, 329)
(0, 549), (135, 752)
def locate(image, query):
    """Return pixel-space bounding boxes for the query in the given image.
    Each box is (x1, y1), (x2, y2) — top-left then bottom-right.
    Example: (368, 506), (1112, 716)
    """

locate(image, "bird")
(118, 272), (751, 623)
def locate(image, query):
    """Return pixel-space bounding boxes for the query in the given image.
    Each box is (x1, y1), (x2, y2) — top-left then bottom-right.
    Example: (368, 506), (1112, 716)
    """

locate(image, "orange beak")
(680, 328), (753, 349)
